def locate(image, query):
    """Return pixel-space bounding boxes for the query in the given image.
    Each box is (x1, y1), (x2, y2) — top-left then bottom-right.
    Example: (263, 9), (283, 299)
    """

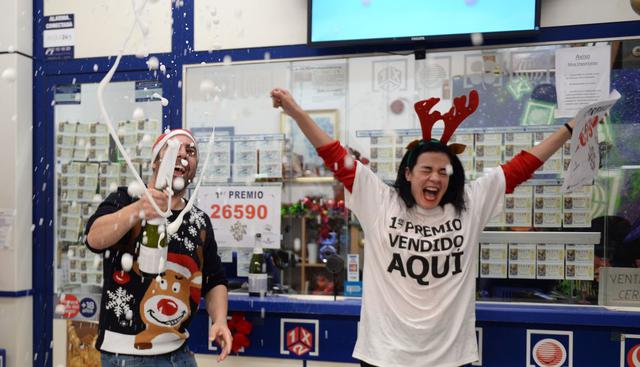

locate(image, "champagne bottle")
(138, 219), (168, 276)
(248, 233), (268, 297)
(137, 140), (179, 276)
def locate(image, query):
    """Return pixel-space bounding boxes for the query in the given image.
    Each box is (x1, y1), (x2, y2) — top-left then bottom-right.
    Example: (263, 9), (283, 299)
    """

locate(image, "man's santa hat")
(151, 129), (198, 162)
(166, 253), (202, 303)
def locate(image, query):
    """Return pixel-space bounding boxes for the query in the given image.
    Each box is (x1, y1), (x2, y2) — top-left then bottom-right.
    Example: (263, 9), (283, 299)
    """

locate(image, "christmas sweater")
(85, 187), (227, 355)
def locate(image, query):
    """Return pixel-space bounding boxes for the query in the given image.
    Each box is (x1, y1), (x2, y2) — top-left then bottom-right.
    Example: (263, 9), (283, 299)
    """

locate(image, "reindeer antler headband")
(406, 90), (479, 164)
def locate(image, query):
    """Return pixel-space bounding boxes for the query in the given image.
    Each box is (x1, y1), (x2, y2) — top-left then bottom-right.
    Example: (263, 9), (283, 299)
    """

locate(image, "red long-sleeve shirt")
(316, 140), (543, 194)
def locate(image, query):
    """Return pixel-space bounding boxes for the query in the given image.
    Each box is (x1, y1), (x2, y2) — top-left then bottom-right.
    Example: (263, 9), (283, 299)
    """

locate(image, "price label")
(198, 185), (281, 249)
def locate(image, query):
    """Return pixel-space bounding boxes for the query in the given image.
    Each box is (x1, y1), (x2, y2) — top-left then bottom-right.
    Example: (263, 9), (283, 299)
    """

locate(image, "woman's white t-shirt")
(348, 163), (505, 367)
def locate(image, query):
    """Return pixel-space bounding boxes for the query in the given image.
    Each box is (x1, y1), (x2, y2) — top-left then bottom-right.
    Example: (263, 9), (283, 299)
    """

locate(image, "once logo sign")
(627, 344), (640, 367)
(59, 294), (80, 319)
(286, 326), (313, 356)
(532, 338), (567, 367)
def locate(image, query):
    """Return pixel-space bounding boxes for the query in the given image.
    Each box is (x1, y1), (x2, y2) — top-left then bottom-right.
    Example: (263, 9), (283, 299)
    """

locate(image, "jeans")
(101, 343), (197, 367)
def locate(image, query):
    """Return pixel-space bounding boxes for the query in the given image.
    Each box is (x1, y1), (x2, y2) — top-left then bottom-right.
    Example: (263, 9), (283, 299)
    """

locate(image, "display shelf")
(479, 231), (600, 245)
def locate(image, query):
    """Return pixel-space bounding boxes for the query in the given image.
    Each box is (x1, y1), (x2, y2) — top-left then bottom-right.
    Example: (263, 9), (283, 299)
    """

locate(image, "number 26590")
(210, 204), (267, 220)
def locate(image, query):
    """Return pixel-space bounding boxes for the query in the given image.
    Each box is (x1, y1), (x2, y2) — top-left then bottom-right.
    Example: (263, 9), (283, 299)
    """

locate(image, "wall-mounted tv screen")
(308, 0), (540, 46)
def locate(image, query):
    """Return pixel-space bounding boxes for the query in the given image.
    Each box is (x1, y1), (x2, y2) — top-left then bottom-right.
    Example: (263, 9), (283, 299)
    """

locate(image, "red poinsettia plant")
(227, 312), (253, 353)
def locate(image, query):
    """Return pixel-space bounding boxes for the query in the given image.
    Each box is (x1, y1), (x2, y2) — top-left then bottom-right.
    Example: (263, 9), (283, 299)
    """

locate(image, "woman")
(271, 88), (575, 367)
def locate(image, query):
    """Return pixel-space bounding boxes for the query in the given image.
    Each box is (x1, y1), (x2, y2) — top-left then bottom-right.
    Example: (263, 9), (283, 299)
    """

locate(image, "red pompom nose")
(157, 299), (178, 316)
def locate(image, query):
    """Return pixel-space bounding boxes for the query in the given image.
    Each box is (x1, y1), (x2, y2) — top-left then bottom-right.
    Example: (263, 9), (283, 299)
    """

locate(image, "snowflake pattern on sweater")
(105, 287), (134, 319)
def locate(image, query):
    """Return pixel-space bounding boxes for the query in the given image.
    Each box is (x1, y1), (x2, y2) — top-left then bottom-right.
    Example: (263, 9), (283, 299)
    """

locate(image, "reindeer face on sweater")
(142, 270), (193, 328)
(139, 255), (202, 333)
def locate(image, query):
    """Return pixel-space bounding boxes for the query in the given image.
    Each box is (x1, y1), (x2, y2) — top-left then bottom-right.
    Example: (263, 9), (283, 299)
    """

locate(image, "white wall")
(194, 0), (307, 52)
(191, 0), (640, 52)
(540, 0), (640, 27)
(39, 0), (640, 59)
(0, 298), (33, 367)
(0, 2), (33, 367)
(0, 0), (32, 54)
(43, 0), (172, 58)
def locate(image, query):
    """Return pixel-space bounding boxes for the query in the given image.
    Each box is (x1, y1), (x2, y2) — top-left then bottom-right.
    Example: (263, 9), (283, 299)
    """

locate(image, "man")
(85, 129), (232, 366)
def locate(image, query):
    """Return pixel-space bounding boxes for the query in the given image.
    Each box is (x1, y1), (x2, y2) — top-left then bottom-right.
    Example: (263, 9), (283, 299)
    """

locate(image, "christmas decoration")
(227, 312), (253, 353)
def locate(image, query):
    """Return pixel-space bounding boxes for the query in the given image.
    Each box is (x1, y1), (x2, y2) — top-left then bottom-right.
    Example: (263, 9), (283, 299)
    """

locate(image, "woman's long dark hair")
(393, 140), (467, 215)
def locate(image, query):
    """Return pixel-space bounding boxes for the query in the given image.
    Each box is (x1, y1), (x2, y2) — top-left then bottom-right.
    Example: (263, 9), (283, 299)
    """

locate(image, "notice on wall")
(562, 90), (621, 193)
(555, 45), (611, 118)
(198, 185), (281, 248)
(598, 267), (640, 307)
(0, 209), (15, 250)
(43, 14), (75, 61)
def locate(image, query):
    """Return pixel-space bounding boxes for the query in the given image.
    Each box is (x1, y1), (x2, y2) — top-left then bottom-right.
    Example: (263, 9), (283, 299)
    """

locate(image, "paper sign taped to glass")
(562, 90), (621, 194)
(198, 185), (282, 249)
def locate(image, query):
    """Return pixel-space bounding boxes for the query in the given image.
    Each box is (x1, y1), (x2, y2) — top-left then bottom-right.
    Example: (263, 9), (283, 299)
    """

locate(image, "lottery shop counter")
(189, 294), (640, 366)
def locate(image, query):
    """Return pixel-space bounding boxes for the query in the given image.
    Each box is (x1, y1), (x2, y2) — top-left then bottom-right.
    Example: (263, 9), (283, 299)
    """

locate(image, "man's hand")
(138, 188), (169, 220)
(209, 321), (232, 362)
(270, 88), (303, 118)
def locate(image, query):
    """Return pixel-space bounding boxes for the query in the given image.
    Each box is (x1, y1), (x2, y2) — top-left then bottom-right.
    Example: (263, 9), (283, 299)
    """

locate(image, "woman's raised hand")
(271, 88), (302, 118)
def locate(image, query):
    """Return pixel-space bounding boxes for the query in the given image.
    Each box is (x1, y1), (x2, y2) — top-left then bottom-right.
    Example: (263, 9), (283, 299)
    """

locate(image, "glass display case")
(179, 40), (640, 305)
(52, 40), (640, 306)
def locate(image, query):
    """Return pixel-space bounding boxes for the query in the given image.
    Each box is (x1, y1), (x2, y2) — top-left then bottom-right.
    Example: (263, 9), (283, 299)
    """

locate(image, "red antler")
(413, 97), (442, 141)
(440, 90), (479, 144)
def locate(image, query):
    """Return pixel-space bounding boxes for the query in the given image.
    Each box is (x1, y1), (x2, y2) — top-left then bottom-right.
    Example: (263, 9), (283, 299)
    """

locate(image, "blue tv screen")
(309, 0), (539, 45)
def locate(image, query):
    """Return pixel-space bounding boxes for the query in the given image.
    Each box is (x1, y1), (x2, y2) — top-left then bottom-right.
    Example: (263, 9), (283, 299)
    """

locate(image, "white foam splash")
(121, 253), (134, 272)
(344, 155), (355, 169)
(471, 33), (484, 46)
(199, 79), (215, 96)
(132, 107), (145, 120)
(1, 68), (17, 82)
(445, 164), (454, 176)
(54, 304), (65, 315)
(167, 128), (216, 236)
(96, 0), (171, 220)
(127, 181), (146, 198)
(152, 92), (169, 106)
(172, 177), (185, 191)
(146, 56), (159, 70)
(95, 0), (217, 239)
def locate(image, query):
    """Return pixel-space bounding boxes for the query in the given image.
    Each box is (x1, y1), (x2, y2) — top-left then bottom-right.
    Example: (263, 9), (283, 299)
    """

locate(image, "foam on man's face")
(155, 135), (198, 190)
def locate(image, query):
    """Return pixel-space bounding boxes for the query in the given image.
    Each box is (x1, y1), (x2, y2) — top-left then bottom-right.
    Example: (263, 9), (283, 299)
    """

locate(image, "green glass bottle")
(138, 219), (168, 276)
(248, 233), (268, 297)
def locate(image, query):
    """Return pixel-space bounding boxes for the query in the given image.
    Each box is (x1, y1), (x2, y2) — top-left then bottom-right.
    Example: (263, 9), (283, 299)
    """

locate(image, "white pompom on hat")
(151, 128), (197, 162)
